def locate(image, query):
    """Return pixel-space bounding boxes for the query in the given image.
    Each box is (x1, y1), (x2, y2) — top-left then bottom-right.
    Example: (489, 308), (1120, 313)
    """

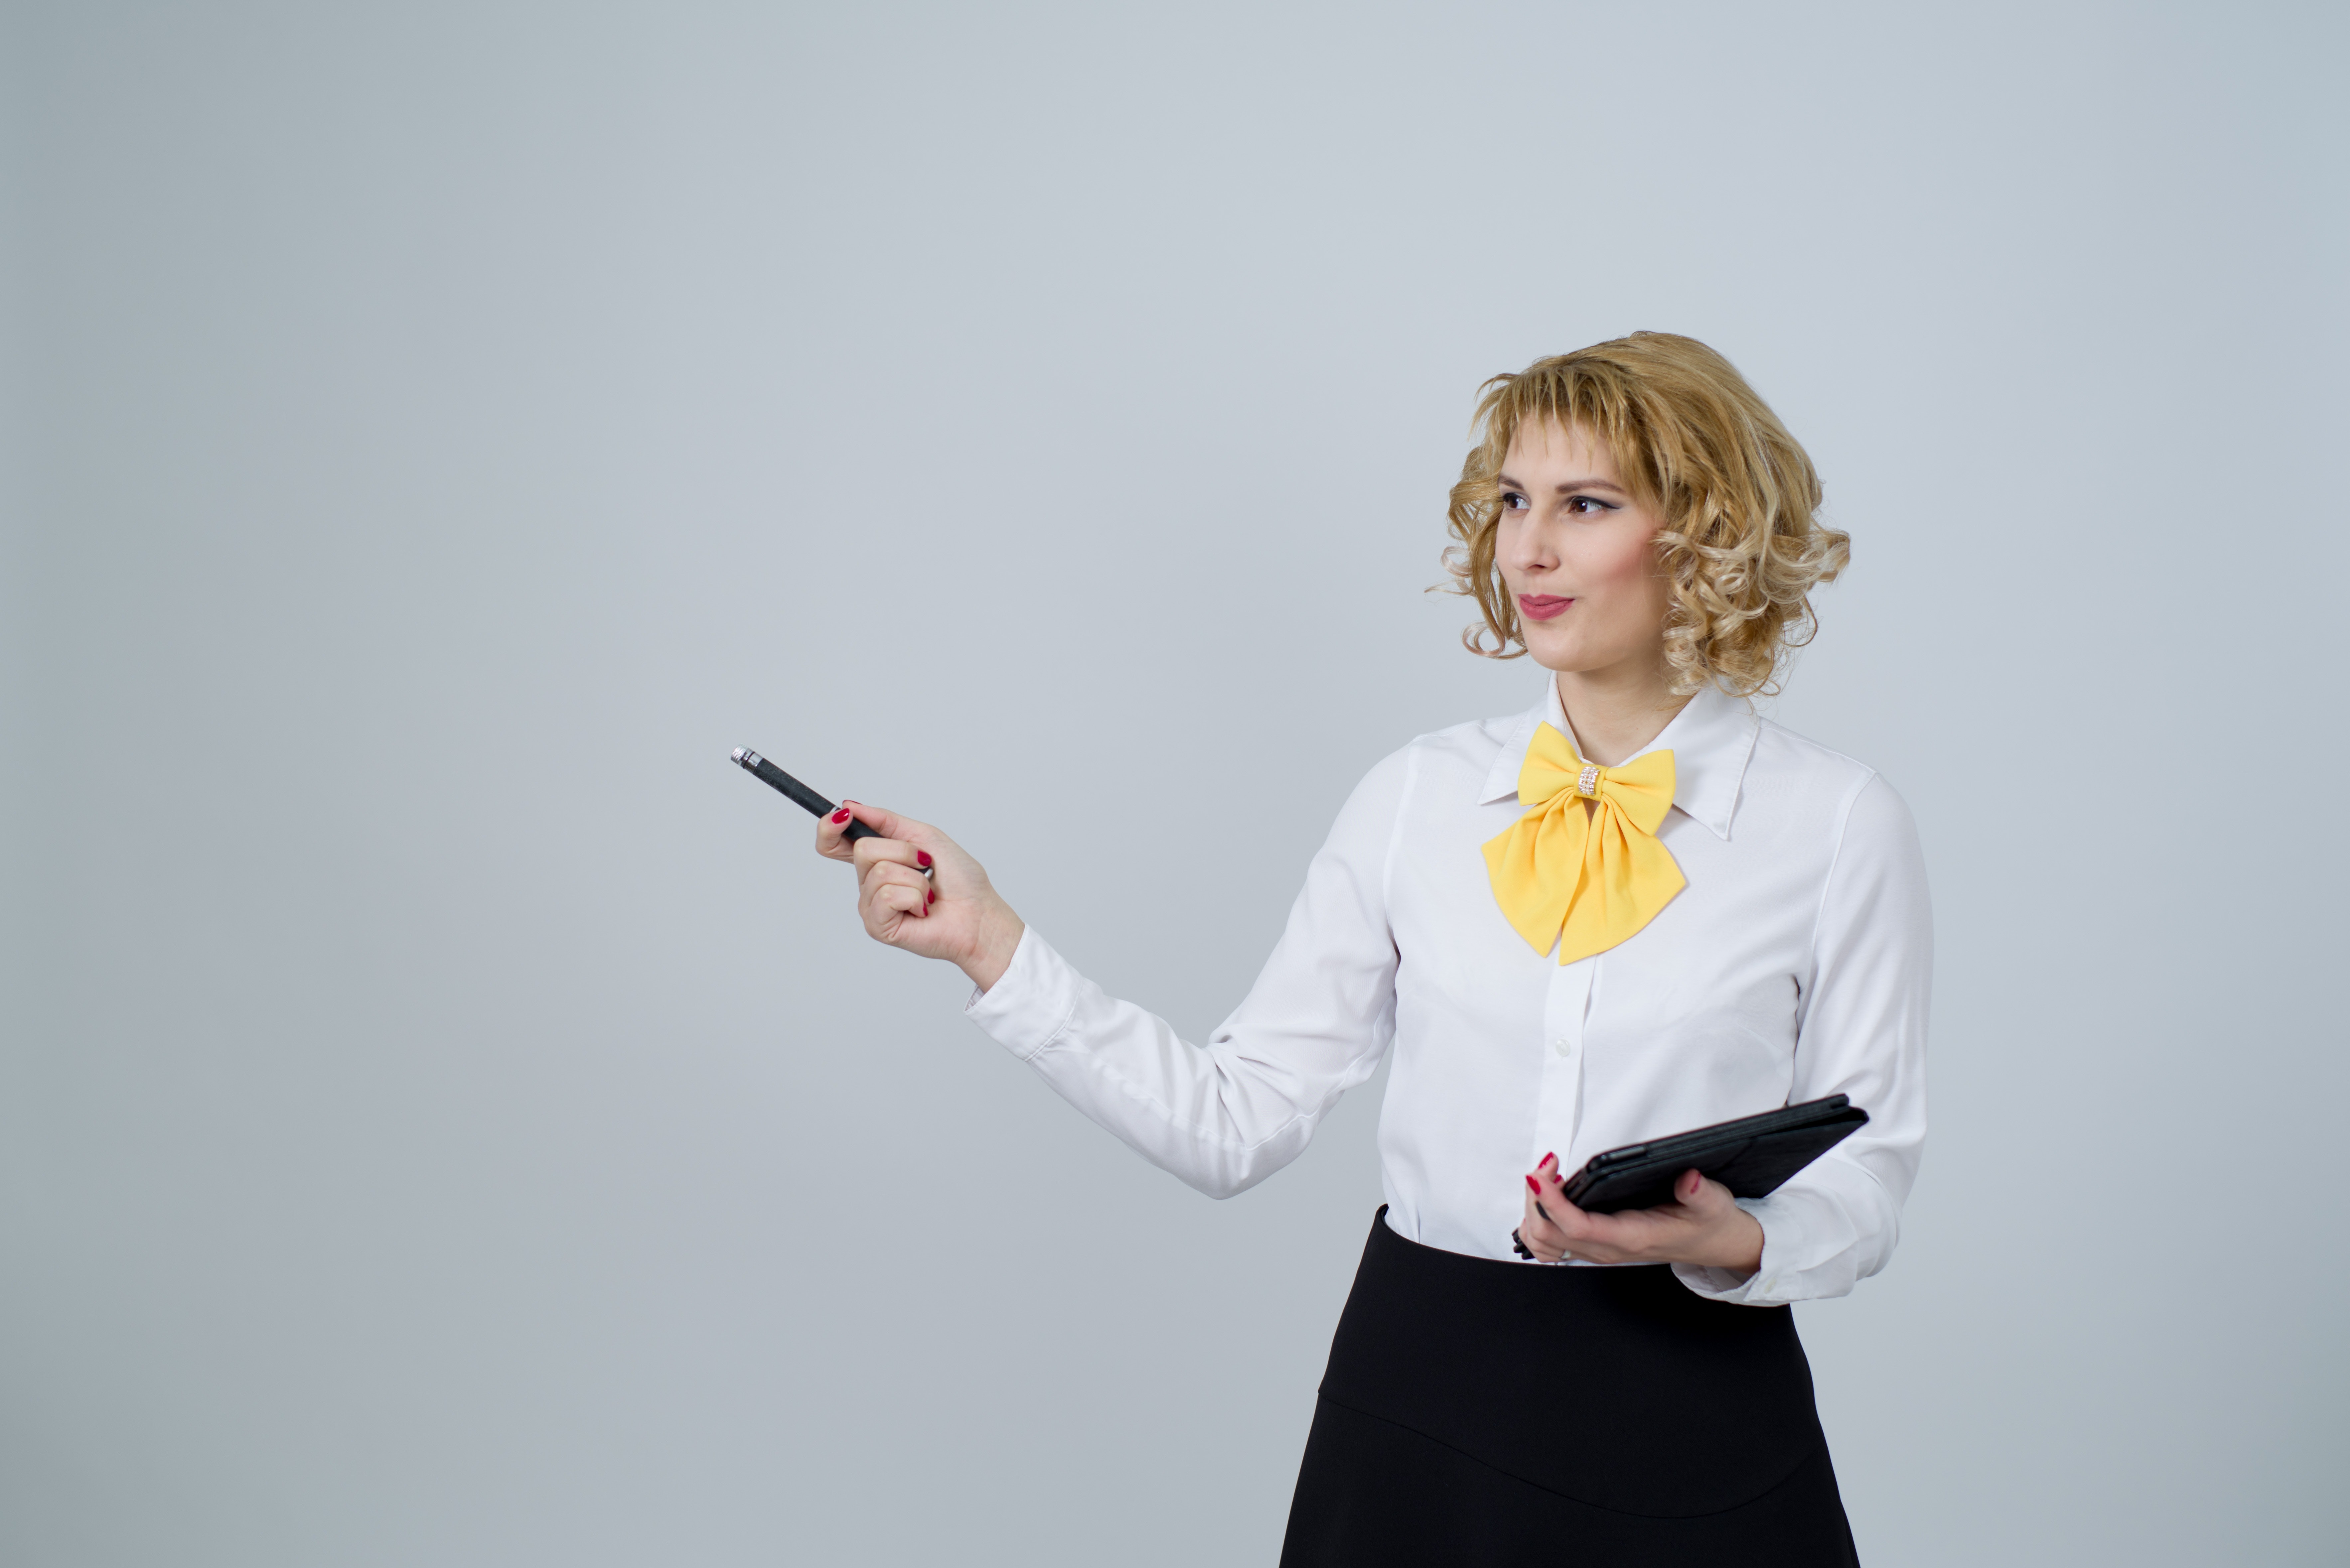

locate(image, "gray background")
(4, 3), (2344, 1564)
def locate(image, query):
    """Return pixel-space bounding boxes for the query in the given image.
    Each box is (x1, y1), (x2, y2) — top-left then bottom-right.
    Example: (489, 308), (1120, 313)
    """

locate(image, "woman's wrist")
(1701, 1208), (1765, 1275)
(956, 902), (1026, 993)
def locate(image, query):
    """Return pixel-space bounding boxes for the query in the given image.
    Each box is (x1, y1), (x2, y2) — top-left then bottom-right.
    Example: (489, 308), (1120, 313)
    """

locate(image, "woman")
(816, 333), (1929, 1565)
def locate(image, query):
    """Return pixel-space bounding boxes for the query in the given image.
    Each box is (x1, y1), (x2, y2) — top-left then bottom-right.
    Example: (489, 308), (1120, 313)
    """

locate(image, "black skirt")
(1280, 1209), (1859, 1567)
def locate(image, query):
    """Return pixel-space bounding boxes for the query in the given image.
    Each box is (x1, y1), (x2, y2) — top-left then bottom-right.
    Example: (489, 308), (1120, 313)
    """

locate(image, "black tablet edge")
(1578, 1103), (1865, 1179)
(1562, 1117), (1866, 1207)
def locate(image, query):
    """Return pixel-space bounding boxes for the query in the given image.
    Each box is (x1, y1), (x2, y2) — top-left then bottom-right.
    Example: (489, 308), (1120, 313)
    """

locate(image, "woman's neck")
(1554, 666), (1692, 767)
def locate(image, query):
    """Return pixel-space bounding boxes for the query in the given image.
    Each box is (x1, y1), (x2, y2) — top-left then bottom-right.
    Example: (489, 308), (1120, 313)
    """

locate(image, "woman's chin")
(1521, 635), (1587, 674)
(1524, 630), (1666, 681)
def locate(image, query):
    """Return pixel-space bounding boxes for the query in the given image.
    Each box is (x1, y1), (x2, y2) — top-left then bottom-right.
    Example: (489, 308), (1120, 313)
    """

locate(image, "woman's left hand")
(1516, 1155), (1765, 1275)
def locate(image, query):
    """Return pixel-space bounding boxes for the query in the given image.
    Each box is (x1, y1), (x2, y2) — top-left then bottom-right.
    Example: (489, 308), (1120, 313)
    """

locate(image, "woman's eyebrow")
(1495, 471), (1627, 495)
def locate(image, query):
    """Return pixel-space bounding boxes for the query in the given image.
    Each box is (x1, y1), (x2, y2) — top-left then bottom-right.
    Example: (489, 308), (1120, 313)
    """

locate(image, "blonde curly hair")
(1443, 332), (1849, 698)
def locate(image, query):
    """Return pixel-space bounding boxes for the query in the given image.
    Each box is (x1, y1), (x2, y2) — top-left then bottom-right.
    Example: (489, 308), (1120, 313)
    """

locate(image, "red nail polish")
(830, 809), (850, 824)
(916, 850), (932, 868)
(1525, 1174), (1541, 1194)
(1542, 1152), (1557, 1171)
(927, 890), (937, 905)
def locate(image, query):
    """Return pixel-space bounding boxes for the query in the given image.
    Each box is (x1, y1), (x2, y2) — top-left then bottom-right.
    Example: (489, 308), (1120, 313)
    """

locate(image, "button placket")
(1531, 958), (1595, 1168)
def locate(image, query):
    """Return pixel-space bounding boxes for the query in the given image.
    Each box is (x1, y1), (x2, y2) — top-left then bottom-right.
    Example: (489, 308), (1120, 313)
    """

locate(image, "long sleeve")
(963, 747), (1412, 1198)
(1677, 772), (1933, 1304)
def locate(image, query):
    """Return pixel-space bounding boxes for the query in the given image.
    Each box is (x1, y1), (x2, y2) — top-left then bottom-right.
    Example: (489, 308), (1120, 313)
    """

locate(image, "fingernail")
(916, 850), (932, 868)
(1541, 1152), (1556, 1171)
(829, 809), (850, 824)
(1525, 1175), (1541, 1194)
(927, 890), (937, 905)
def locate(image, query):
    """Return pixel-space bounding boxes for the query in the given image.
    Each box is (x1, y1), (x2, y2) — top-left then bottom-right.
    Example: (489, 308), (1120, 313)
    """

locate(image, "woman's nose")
(1504, 521), (1556, 575)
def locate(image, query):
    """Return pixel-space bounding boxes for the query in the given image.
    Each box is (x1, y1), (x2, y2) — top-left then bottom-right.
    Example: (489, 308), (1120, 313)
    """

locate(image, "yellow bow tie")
(1481, 723), (1685, 965)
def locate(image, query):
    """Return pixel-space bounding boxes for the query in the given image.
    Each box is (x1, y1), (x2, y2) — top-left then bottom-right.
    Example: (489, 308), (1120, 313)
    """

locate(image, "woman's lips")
(1518, 593), (1573, 621)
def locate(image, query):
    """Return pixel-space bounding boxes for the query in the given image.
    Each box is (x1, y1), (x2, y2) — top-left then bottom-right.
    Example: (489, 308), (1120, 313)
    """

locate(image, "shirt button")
(1552, 1035), (1571, 1055)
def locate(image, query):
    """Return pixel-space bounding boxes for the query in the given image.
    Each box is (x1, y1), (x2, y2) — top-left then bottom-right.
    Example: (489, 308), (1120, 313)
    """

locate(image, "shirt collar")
(1475, 678), (1759, 840)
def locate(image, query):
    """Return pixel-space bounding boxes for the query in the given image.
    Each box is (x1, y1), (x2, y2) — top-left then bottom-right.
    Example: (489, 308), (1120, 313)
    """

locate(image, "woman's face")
(1494, 419), (1671, 680)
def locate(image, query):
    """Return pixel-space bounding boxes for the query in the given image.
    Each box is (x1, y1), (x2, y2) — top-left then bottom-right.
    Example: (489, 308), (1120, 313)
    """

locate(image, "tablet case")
(1557, 1094), (1869, 1215)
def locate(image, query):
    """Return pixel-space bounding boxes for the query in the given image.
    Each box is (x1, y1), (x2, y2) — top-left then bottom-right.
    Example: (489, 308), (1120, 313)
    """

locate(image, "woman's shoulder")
(1362, 710), (1524, 790)
(1745, 715), (1920, 854)
(1406, 710), (1525, 769)
(1749, 713), (1879, 790)
(1327, 710), (1524, 829)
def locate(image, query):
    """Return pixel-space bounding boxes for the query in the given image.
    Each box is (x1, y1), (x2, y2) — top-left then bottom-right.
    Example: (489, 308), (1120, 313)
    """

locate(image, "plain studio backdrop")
(3, 3), (2345, 1564)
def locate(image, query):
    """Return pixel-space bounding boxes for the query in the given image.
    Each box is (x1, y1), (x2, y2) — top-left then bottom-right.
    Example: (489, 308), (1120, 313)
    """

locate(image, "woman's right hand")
(814, 800), (1026, 991)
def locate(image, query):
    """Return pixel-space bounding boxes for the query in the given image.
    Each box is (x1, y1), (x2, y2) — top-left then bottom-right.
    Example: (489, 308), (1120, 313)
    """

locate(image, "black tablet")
(1557, 1094), (1869, 1215)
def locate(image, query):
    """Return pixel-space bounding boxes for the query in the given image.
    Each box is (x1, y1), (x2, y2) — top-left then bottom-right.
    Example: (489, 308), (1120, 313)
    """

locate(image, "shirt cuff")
(962, 924), (1083, 1062)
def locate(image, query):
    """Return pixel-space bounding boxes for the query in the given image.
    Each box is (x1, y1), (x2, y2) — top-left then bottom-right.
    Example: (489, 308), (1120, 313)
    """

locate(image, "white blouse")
(965, 679), (1932, 1305)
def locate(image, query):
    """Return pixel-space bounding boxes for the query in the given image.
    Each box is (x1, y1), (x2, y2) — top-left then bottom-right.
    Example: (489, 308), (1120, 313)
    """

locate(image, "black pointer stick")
(730, 747), (879, 842)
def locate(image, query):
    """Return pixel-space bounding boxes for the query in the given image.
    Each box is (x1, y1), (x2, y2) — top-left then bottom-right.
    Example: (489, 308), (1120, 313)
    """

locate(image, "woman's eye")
(1566, 495), (1614, 516)
(1501, 491), (1528, 511)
